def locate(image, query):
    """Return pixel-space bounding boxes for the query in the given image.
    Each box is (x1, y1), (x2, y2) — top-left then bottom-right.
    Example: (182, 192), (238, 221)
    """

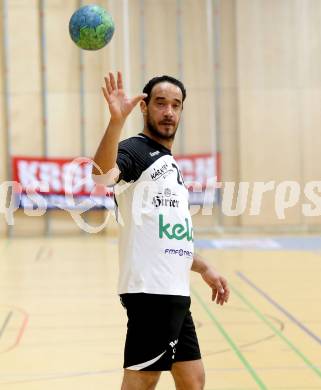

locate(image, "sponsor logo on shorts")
(165, 248), (193, 258)
(169, 339), (178, 360)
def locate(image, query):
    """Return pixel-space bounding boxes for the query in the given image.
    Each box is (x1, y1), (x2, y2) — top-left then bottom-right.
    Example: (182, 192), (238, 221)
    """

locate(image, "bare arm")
(92, 118), (124, 185)
(92, 72), (147, 185)
(192, 252), (230, 305)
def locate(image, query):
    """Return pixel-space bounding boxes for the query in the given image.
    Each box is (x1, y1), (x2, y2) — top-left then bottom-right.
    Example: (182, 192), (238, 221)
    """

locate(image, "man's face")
(143, 82), (183, 140)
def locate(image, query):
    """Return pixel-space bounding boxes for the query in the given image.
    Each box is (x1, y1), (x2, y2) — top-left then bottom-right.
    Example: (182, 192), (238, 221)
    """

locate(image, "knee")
(121, 379), (159, 390)
(198, 368), (205, 389)
(194, 368), (205, 390)
(176, 368), (205, 390)
(144, 376), (159, 390)
(121, 370), (160, 390)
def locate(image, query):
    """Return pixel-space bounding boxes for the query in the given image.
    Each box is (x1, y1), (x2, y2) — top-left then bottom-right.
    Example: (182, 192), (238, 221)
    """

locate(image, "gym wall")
(1, 0), (321, 236)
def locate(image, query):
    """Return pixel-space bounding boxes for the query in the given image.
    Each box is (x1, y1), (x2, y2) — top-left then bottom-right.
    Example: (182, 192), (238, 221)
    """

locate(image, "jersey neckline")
(138, 133), (172, 155)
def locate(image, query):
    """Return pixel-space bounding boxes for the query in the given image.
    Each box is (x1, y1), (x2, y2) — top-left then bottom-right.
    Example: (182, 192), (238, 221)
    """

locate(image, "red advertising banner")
(12, 156), (99, 196)
(12, 154), (219, 209)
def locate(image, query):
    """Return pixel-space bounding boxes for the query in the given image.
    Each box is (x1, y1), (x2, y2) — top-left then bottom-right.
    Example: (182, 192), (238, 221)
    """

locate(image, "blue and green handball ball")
(69, 4), (115, 50)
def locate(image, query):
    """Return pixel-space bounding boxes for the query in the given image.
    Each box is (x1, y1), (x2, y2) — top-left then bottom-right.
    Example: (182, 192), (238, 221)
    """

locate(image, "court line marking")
(0, 368), (121, 385)
(206, 364), (321, 372)
(2, 364), (321, 378)
(236, 271), (321, 346)
(0, 311), (13, 339)
(10, 312), (29, 352)
(206, 387), (321, 390)
(231, 284), (321, 379)
(0, 306), (29, 354)
(203, 311), (284, 356)
(2, 364), (321, 386)
(192, 287), (268, 390)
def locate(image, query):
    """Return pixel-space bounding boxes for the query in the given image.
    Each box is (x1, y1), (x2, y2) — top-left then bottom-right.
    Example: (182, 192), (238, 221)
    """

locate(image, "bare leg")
(171, 360), (205, 390)
(121, 369), (161, 390)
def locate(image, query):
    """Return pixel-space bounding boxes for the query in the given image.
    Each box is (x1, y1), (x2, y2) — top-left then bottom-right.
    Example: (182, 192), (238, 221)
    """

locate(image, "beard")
(146, 113), (178, 141)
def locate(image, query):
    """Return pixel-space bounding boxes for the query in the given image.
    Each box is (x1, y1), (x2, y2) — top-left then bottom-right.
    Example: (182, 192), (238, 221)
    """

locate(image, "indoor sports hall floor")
(0, 235), (320, 390)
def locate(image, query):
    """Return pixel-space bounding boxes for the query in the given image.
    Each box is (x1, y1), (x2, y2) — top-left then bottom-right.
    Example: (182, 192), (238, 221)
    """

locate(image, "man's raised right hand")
(102, 71), (147, 123)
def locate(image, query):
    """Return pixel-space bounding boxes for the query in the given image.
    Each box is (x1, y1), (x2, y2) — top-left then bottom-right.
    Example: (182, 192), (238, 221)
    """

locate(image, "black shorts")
(120, 293), (201, 371)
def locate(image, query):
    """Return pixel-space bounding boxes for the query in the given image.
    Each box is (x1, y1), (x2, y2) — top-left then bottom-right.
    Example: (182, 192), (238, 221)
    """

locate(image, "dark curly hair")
(142, 75), (186, 105)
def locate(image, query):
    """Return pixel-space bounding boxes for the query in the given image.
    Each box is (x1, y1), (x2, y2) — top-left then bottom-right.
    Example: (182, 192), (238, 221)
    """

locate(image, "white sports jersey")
(115, 133), (193, 296)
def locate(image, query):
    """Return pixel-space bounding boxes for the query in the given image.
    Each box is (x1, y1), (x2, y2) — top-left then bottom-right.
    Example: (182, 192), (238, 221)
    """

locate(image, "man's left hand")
(201, 268), (230, 305)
